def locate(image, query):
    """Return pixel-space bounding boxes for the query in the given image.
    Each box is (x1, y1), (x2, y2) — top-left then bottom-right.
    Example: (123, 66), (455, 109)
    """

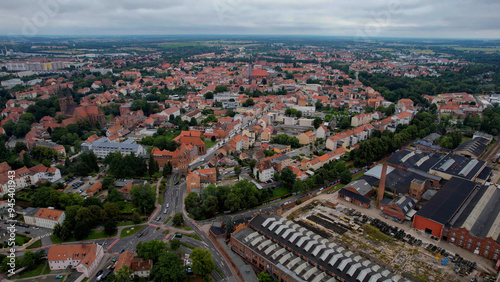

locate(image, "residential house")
(119, 182), (133, 201)
(253, 160), (275, 183)
(86, 182), (103, 197)
(298, 131), (316, 145)
(48, 244), (104, 278)
(34, 141), (66, 157)
(351, 113), (373, 127)
(260, 126), (274, 141)
(228, 135), (244, 152)
(34, 208), (66, 229)
(315, 125), (330, 139)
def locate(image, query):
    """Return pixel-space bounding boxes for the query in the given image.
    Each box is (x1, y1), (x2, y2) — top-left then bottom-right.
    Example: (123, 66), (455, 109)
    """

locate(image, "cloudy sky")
(1, 0), (499, 39)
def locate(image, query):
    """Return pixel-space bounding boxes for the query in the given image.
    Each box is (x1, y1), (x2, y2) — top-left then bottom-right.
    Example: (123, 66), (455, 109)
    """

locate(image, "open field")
(158, 42), (206, 49)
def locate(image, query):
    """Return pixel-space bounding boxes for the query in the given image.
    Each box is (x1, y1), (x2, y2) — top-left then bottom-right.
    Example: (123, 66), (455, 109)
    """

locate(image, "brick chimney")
(377, 164), (388, 204)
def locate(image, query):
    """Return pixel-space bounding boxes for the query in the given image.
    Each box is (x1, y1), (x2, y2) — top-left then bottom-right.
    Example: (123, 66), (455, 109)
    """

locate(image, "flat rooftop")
(430, 153), (486, 180)
(415, 177), (478, 225)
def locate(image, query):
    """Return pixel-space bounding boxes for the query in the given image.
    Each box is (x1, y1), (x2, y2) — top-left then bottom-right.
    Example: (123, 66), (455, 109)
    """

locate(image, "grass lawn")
(51, 228), (116, 244)
(204, 140), (217, 148)
(121, 225), (145, 238)
(2, 234), (31, 248)
(158, 192), (163, 206)
(26, 239), (42, 249)
(160, 42), (204, 49)
(15, 262), (45, 279)
(272, 187), (289, 198)
(180, 241), (194, 249)
(117, 221), (137, 227)
(362, 225), (394, 243)
(120, 202), (136, 214)
(176, 223), (193, 231)
(182, 233), (202, 241)
(351, 170), (366, 181)
(87, 229), (116, 240)
(42, 264), (51, 275)
(164, 216), (172, 225)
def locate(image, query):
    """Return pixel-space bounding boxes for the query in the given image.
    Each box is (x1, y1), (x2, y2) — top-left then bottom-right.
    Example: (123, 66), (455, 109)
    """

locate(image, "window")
(485, 250), (489, 255)
(467, 243), (471, 249)
(459, 240), (463, 245)
(494, 254), (498, 260)
(460, 235), (464, 239)
(468, 238), (472, 243)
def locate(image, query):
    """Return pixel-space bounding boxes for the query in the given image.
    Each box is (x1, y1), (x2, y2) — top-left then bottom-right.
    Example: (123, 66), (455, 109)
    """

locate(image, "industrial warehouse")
(231, 214), (409, 282)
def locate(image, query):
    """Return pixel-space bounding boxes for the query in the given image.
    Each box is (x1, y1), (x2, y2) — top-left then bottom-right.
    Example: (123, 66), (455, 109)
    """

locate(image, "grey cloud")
(0, 0), (498, 38)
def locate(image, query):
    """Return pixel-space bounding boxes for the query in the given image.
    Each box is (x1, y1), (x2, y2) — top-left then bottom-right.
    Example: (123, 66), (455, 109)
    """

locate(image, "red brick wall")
(381, 205), (405, 220)
(447, 227), (500, 260)
(338, 193), (370, 208)
(412, 215), (444, 237)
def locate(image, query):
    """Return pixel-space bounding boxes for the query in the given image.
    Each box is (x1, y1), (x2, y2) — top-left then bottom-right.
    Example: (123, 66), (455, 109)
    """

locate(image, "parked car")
(55, 275), (63, 279)
(96, 270), (103, 277)
(119, 248), (125, 254)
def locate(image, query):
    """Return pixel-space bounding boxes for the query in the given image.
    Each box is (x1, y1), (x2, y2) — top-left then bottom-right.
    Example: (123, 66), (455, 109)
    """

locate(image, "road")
(164, 172), (234, 281)
(183, 215), (233, 281)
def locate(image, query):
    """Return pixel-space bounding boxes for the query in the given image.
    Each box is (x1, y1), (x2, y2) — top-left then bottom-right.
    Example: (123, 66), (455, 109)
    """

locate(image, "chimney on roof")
(377, 163), (388, 204)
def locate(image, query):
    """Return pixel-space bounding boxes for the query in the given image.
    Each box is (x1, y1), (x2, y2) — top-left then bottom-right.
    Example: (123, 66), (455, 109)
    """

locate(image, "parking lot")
(0, 220), (52, 247)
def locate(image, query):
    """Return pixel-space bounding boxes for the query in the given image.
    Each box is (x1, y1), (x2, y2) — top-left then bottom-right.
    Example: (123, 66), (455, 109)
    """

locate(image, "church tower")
(58, 87), (67, 113)
(58, 87), (74, 114)
(65, 87), (74, 107)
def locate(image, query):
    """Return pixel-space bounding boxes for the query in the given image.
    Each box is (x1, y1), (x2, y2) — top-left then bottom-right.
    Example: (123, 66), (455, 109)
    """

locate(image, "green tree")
(242, 98), (255, 107)
(184, 192), (200, 213)
(132, 211), (142, 224)
(280, 167), (296, 188)
(170, 239), (181, 251)
(249, 159), (257, 171)
(234, 165), (242, 180)
(292, 179), (305, 193)
(340, 170), (352, 184)
(172, 212), (184, 226)
(102, 202), (121, 222)
(313, 117), (323, 129)
(151, 252), (187, 282)
(113, 265), (132, 282)
(104, 221), (117, 236)
(202, 196), (218, 217)
(225, 193), (240, 212)
(131, 184), (156, 214)
(191, 248), (216, 278)
(136, 240), (167, 263)
(163, 161), (173, 177)
(215, 85), (228, 93)
(258, 271), (274, 282)
(149, 155), (159, 176)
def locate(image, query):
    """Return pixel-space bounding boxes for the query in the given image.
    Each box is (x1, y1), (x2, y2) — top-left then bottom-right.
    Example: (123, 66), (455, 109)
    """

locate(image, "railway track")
(481, 135), (500, 163)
